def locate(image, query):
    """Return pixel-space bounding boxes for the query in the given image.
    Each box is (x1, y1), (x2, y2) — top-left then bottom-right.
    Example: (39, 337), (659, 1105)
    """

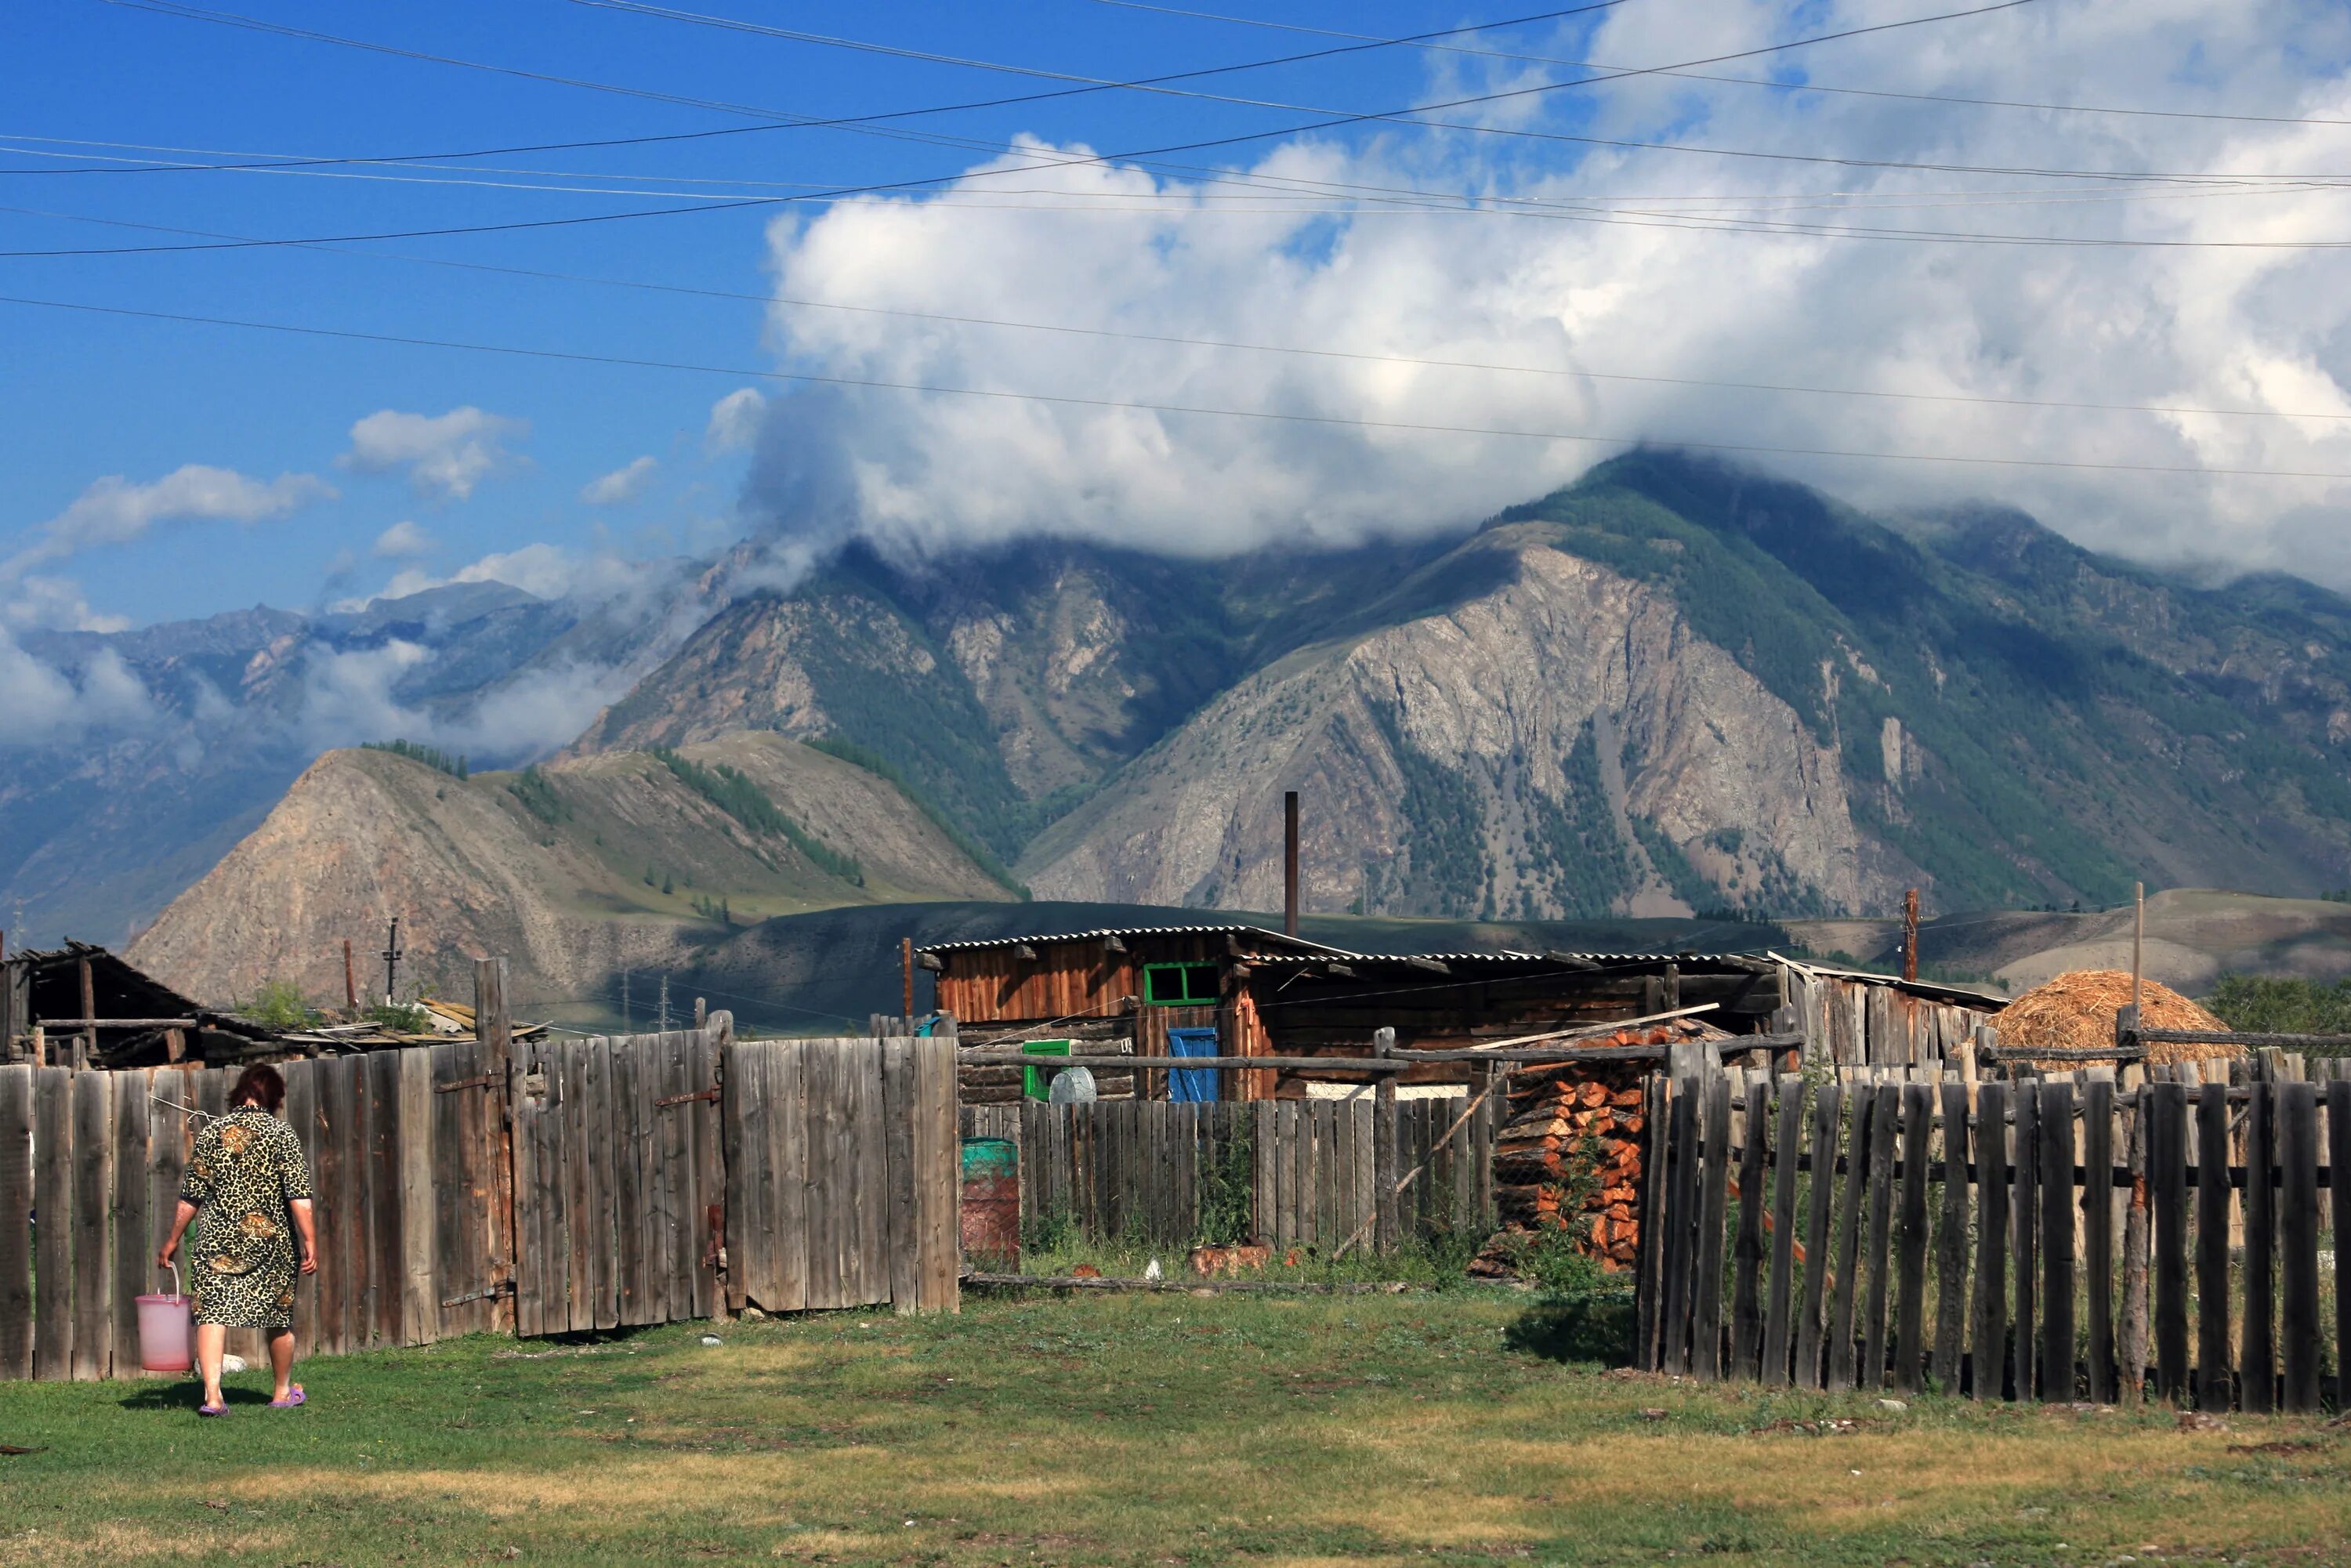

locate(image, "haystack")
(1993, 969), (2241, 1068)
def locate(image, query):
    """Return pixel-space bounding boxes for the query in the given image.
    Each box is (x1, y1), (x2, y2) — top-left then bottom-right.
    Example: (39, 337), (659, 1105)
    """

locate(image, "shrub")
(239, 979), (322, 1030)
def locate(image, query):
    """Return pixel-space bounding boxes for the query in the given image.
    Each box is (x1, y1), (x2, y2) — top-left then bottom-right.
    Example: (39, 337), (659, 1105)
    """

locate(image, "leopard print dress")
(179, 1108), (313, 1329)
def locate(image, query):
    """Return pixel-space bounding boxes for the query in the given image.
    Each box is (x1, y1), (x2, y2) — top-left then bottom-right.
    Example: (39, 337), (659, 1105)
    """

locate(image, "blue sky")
(9, 0), (2351, 635)
(6, 0), (1568, 626)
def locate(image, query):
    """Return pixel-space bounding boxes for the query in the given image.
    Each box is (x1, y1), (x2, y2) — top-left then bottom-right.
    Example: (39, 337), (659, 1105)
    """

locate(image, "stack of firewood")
(1480, 1020), (1727, 1273)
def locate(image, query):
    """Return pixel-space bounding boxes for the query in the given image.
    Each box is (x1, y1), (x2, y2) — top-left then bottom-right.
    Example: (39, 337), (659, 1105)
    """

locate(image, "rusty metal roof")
(918, 924), (1353, 958)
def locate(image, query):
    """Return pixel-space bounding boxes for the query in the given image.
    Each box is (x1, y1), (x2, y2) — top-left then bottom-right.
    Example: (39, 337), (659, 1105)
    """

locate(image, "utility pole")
(1284, 789), (1301, 937)
(342, 939), (358, 1012)
(621, 968), (632, 1032)
(1901, 889), (1920, 983)
(657, 971), (671, 1031)
(381, 916), (404, 1005)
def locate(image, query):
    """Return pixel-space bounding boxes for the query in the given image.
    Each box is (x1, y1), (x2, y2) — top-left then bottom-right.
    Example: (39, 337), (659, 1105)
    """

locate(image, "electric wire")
(13, 201), (2349, 424)
(9, 291), (2351, 480)
(26, 0), (2261, 260)
(1086, 0), (2351, 132)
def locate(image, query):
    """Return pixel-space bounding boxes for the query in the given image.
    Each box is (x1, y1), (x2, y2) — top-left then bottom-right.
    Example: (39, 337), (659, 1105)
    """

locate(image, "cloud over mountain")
(736, 0), (2351, 581)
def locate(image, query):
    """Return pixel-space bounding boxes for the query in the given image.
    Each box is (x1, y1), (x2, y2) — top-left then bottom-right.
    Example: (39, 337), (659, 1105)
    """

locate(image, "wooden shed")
(922, 926), (2006, 1105)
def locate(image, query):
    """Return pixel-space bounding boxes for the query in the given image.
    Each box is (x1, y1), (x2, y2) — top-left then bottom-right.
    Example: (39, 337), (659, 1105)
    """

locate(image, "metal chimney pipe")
(1284, 790), (1300, 936)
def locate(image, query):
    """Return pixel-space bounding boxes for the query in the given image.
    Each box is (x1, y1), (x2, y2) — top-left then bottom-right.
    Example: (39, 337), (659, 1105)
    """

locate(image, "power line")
(26, 0), (2237, 261)
(1086, 0), (2351, 132)
(9, 290), (2351, 481)
(16, 201), (2349, 424)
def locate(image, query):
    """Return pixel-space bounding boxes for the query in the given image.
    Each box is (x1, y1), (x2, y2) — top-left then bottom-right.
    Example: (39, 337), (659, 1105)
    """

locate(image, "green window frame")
(1021, 1039), (1070, 1100)
(1142, 961), (1219, 1006)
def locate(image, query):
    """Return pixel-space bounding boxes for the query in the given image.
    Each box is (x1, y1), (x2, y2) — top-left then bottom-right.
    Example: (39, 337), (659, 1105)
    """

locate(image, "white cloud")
(5, 575), (130, 633)
(372, 520), (433, 559)
(341, 407), (529, 504)
(2, 465), (333, 582)
(737, 1), (2351, 583)
(705, 387), (766, 453)
(579, 455), (658, 506)
(0, 631), (154, 747)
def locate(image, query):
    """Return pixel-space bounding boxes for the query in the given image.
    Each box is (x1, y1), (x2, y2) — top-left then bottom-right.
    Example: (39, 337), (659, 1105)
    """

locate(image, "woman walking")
(158, 1063), (318, 1414)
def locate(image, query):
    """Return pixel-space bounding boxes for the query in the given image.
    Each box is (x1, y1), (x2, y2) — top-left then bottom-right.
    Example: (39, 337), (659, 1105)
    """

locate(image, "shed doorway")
(1166, 1027), (1219, 1102)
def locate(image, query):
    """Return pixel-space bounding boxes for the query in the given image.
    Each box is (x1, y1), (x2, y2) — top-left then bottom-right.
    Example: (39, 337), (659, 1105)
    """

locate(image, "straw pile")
(1994, 969), (2241, 1067)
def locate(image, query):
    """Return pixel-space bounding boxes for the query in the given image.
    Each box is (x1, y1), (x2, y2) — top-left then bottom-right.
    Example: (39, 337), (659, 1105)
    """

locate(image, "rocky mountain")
(127, 733), (1012, 1009)
(2, 571), (708, 949)
(575, 452), (2351, 923)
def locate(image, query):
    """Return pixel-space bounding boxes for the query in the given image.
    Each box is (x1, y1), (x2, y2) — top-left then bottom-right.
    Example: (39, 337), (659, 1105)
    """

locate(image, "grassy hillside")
(129, 733), (1014, 1009)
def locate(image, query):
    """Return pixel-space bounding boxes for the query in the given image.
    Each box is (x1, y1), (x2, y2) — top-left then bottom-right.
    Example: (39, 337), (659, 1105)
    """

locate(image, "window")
(1142, 961), (1219, 1006)
(1020, 1039), (1070, 1101)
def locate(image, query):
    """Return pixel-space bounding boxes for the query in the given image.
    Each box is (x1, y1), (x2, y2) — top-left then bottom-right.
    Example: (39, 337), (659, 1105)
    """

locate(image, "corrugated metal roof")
(918, 924), (1353, 958)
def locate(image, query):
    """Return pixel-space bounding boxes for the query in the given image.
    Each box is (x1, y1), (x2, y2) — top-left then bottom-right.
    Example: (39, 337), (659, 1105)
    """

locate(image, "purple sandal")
(197, 1402), (228, 1418)
(270, 1385), (305, 1410)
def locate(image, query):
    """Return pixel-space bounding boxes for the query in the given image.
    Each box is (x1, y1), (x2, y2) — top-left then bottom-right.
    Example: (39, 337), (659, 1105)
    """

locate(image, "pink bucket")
(136, 1265), (193, 1374)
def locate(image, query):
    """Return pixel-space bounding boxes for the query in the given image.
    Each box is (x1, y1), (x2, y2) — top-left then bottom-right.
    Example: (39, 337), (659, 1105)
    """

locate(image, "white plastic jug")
(136, 1264), (193, 1374)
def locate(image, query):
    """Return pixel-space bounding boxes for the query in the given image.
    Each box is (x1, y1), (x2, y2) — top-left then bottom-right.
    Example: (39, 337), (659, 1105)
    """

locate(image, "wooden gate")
(507, 1029), (726, 1335)
(722, 1035), (960, 1316)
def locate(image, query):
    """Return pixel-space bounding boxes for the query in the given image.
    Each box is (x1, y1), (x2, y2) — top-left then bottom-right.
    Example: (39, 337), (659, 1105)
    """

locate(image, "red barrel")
(959, 1136), (1020, 1273)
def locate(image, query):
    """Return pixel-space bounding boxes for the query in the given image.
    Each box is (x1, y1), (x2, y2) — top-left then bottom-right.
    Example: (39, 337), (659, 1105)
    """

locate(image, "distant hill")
(127, 733), (1014, 1009)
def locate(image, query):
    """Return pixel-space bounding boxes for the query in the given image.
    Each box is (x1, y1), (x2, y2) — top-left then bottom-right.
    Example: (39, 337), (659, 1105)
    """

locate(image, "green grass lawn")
(2, 1289), (2346, 1566)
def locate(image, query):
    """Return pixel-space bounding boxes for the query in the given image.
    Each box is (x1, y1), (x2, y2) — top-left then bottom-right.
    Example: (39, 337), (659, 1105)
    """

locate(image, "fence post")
(1372, 1027), (1397, 1255)
(475, 957), (517, 1334)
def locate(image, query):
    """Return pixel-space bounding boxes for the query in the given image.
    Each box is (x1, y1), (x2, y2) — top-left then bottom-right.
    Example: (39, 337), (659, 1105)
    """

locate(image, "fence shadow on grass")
(1504, 1287), (1638, 1366)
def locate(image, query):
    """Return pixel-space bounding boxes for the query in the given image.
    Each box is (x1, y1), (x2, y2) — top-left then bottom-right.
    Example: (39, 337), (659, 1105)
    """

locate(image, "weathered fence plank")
(1795, 1081), (1839, 1391)
(1691, 1074), (1733, 1380)
(1826, 1087), (1871, 1392)
(2328, 1079), (2351, 1413)
(108, 1078), (150, 1378)
(1893, 1083), (1931, 1392)
(2010, 1083), (2038, 1404)
(2194, 1082), (2232, 1410)
(1860, 1083), (1900, 1391)
(2240, 1082), (2275, 1414)
(1971, 1081), (2009, 1401)
(2150, 1082), (2190, 1403)
(1931, 1080), (1969, 1392)
(69, 1070), (113, 1381)
(2081, 1077), (2114, 1403)
(2275, 1081), (2319, 1413)
(1730, 1080), (1768, 1381)
(33, 1067), (72, 1382)
(0, 1066), (32, 1380)
(1760, 1080), (1802, 1388)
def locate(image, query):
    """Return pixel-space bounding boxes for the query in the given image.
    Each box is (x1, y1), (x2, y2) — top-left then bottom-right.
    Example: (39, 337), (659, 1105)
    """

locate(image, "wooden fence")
(1637, 1059), (2351, 1409)
(965, 1092), (1501, 1253)
(0, 986), (962, 1383)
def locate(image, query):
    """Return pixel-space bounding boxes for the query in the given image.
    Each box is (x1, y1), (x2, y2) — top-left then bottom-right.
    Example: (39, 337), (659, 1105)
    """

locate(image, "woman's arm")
(158, 1200), (198, 1267)
(290, 1198), (318, 1276)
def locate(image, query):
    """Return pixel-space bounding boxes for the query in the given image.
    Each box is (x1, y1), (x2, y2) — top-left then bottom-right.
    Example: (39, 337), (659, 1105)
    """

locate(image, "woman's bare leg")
(194, 1323), (226, 1407)
(268, 1331), (295, 1401)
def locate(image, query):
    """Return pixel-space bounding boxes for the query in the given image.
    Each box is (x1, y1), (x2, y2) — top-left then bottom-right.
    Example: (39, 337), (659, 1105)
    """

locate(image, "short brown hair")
(230, 1063), (286, 1114)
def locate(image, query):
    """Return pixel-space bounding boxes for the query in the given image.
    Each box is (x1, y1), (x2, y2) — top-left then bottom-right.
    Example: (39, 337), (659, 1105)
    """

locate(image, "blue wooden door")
(1167, 1027), (1219, 1103)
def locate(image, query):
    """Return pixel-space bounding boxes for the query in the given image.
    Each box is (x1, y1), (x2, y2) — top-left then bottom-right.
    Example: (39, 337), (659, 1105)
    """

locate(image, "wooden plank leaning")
(2195, 1082), (2233, 1410)
(1930, 1079), (1970, 1393)
(1970, 1081), (2009, 1401)
(1659, 1080), (1699, 1374)
(1632, 1075), (1669, 1372)
(1759, 1078), (1802, 1388)
(2239, 1082), (2276, 1414)
(1690, 1073), (1734, 1380)
(2275, 1081), (2320, 1414)
(2117, 1084), (2150, 1403)
(1794, 1081), (1839, 1391)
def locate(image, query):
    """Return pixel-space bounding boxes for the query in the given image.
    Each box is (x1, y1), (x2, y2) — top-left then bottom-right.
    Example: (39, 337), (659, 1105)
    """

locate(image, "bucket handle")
(157, 1260), (182, 1299)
